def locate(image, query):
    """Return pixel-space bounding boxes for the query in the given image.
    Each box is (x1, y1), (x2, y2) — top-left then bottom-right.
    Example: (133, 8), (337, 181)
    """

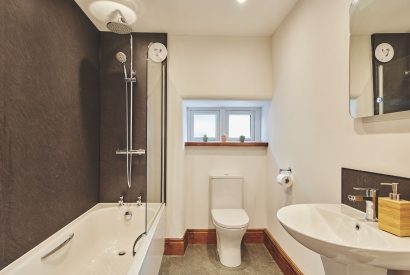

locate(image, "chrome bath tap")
(137, 194), (142, 207)
(118, 196), (125, 207)
(348, 187), (379, 222)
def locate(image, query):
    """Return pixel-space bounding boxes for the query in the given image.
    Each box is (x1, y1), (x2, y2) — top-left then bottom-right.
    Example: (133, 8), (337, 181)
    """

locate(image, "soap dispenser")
(381, 182), (400, 200)
(378, 183), (410, 237)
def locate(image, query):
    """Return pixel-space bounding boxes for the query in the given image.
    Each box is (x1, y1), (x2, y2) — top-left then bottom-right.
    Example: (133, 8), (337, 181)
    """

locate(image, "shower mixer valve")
(115, 149), (146, 156)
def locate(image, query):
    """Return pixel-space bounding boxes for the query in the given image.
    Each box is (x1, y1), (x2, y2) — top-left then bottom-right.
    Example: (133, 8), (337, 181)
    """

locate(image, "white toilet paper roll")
(276, 174), (293, 187)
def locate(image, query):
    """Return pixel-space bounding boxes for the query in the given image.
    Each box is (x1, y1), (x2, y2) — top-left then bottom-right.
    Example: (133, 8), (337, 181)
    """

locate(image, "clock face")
(375, 43), (394, 63)
(148, 43), (168, 63)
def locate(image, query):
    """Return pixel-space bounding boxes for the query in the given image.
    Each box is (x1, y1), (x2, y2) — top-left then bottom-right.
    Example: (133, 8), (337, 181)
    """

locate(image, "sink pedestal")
(321, 257), (410, 275)
(321, 256), (387, 275)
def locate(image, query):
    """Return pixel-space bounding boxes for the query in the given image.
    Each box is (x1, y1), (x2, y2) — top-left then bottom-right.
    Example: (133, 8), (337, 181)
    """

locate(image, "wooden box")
(378, 197), (410, 237)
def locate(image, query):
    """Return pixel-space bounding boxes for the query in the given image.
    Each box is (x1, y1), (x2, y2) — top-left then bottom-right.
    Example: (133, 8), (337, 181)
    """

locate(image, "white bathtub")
(1, 203), (165, 275)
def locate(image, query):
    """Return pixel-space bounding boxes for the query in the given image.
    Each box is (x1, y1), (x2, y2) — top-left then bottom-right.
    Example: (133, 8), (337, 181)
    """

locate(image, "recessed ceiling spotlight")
(237, 0), (247, 4)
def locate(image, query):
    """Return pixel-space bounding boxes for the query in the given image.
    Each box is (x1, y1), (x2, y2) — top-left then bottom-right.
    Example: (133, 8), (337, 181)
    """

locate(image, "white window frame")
(187, 107), (261, 142)
(187, 108), (221, 141)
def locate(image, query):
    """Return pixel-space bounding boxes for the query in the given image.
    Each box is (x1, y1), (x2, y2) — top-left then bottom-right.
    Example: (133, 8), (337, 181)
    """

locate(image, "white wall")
(169, 35), (273, 100)
(166, 35), (273, 238)
(267, 0), (410, 274)
(184, 147), (268, 229)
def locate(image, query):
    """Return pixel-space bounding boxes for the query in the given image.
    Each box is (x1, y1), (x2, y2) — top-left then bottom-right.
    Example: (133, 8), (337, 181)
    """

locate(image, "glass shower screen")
(145, 52), (166, 231)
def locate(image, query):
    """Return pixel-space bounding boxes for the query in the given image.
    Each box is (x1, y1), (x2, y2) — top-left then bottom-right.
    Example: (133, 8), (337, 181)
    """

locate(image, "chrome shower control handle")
(116, 149), (145, 156)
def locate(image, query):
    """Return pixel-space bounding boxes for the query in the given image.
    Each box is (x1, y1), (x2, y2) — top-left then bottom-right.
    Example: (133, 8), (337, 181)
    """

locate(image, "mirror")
(349, 0), (410, 118)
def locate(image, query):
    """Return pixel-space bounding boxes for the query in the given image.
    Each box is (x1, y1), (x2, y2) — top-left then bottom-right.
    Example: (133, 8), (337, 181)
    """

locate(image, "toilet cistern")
(210, 174), (249, 267)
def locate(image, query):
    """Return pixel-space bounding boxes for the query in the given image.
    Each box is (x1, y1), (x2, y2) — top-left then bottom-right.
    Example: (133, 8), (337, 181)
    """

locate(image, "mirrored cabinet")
(350, 0), (410, 118)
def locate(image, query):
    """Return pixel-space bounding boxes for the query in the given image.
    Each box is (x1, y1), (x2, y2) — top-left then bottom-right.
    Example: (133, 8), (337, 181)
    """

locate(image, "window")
(190, 110), (220, 141)
(187, 107), (261, 141)
(229, 114), (251, 138)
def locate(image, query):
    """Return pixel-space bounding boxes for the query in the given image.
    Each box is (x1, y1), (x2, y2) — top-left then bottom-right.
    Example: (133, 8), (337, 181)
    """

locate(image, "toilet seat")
(211, 209), (249, 229)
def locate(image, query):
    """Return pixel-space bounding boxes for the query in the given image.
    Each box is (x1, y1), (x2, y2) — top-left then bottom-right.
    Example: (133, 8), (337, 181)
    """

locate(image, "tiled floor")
(159, 244), (284, 275)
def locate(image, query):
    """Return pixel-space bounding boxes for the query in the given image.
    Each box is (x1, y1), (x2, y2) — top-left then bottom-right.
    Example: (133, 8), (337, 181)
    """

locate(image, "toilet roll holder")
(279, 168), (292, 174)
(277, 168), (293, 187)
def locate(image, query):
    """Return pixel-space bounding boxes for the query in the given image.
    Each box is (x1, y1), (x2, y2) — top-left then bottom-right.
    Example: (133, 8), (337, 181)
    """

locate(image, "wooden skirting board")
(164, 230), (189, 256)
(164, 228), (302, 275)
(263, 230), (302, 275)
(164, 229), (263, 255)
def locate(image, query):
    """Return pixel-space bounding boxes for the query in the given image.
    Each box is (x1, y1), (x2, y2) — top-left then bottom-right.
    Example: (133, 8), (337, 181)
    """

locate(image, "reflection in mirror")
(349, 0), (410, 118)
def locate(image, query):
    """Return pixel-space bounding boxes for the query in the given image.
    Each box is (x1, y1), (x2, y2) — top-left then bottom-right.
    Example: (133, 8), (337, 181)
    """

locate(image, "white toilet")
(210, 174), (249, 267)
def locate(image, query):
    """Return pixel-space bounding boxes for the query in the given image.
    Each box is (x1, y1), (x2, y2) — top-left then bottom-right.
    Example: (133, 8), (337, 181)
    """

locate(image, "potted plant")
(221, 134), (227, 143)
(239, 135), (246, 143)
(203, 134), (208, 142)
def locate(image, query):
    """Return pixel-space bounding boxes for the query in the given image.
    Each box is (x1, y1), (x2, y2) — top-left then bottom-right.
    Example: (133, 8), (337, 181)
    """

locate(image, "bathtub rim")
(0, 202), (163, 274)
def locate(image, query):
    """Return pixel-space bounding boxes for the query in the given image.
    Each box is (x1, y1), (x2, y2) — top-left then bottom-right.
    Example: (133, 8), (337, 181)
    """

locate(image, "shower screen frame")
(144, 46), (167, 233)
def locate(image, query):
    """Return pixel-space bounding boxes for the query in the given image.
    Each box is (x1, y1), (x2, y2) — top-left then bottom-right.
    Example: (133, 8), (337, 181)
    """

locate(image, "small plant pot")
(221, 135), (227, 143)
(239, 136), (246, 143)
(203, 136), (208, 142)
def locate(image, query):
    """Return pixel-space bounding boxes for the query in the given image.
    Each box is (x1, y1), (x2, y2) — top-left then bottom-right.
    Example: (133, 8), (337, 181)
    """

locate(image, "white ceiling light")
(89, 1), (137, 25)
(237, 0), (247, 4)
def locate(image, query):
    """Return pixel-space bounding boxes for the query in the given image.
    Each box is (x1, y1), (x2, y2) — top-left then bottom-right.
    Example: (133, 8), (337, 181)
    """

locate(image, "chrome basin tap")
(348, 187), (379, 222)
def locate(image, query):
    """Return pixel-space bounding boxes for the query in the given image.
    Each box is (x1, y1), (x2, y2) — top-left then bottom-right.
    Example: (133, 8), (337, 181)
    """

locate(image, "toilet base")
(215, 225), (247, 267)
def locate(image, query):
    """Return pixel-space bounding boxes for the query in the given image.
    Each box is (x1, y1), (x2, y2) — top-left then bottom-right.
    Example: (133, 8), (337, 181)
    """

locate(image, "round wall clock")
(375, 43), (394, 63)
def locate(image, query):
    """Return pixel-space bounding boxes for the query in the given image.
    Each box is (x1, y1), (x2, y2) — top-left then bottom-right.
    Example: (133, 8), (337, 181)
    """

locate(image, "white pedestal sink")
(277, 204), (410, 275)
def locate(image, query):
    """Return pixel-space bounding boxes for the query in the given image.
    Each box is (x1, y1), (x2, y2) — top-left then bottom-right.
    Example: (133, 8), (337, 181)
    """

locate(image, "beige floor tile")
(159, 244), (283, 275)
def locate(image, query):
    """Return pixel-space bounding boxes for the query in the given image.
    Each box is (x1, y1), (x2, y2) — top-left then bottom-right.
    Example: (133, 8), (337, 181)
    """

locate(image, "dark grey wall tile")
(0, 2), (6, 266)
(0, 0), (100, 268)
(342, 168), (410, 212)
(99, 33), (166, 203)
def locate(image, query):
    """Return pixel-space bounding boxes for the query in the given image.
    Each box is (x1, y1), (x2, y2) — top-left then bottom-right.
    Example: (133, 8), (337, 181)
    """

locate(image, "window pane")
(193, 114), (216, 138)
(228, 114), (251, 138)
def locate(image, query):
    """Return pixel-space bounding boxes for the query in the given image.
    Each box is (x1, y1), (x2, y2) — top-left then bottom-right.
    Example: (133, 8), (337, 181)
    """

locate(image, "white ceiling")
(350, 0), (410, 35)
(74, 0), (298, 36)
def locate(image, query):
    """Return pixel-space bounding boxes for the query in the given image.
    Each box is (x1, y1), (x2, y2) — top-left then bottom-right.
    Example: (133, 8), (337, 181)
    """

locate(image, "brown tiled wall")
(0, 1), (167, 268)
(0, 0), (100, 268)
(342, 168), (410, 212)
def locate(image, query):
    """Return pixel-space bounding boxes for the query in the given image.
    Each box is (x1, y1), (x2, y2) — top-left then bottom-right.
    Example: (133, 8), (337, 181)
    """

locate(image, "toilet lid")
(211, 209), (249, 229)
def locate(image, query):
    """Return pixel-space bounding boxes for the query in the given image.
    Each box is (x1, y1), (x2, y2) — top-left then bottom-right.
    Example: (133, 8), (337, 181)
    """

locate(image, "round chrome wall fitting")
(375, 43), (394, 63)
(148, 43), (168, 63)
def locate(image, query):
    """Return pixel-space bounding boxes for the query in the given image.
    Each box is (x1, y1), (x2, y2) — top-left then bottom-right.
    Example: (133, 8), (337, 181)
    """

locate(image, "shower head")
(107, 10), (132, 34)
(115, 52), (128, 78)
(116, 52), (127, 63)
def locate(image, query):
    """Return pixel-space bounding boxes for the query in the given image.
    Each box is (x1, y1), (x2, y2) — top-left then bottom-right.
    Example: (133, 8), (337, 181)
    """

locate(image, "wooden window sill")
(184, 142), (268, 147)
